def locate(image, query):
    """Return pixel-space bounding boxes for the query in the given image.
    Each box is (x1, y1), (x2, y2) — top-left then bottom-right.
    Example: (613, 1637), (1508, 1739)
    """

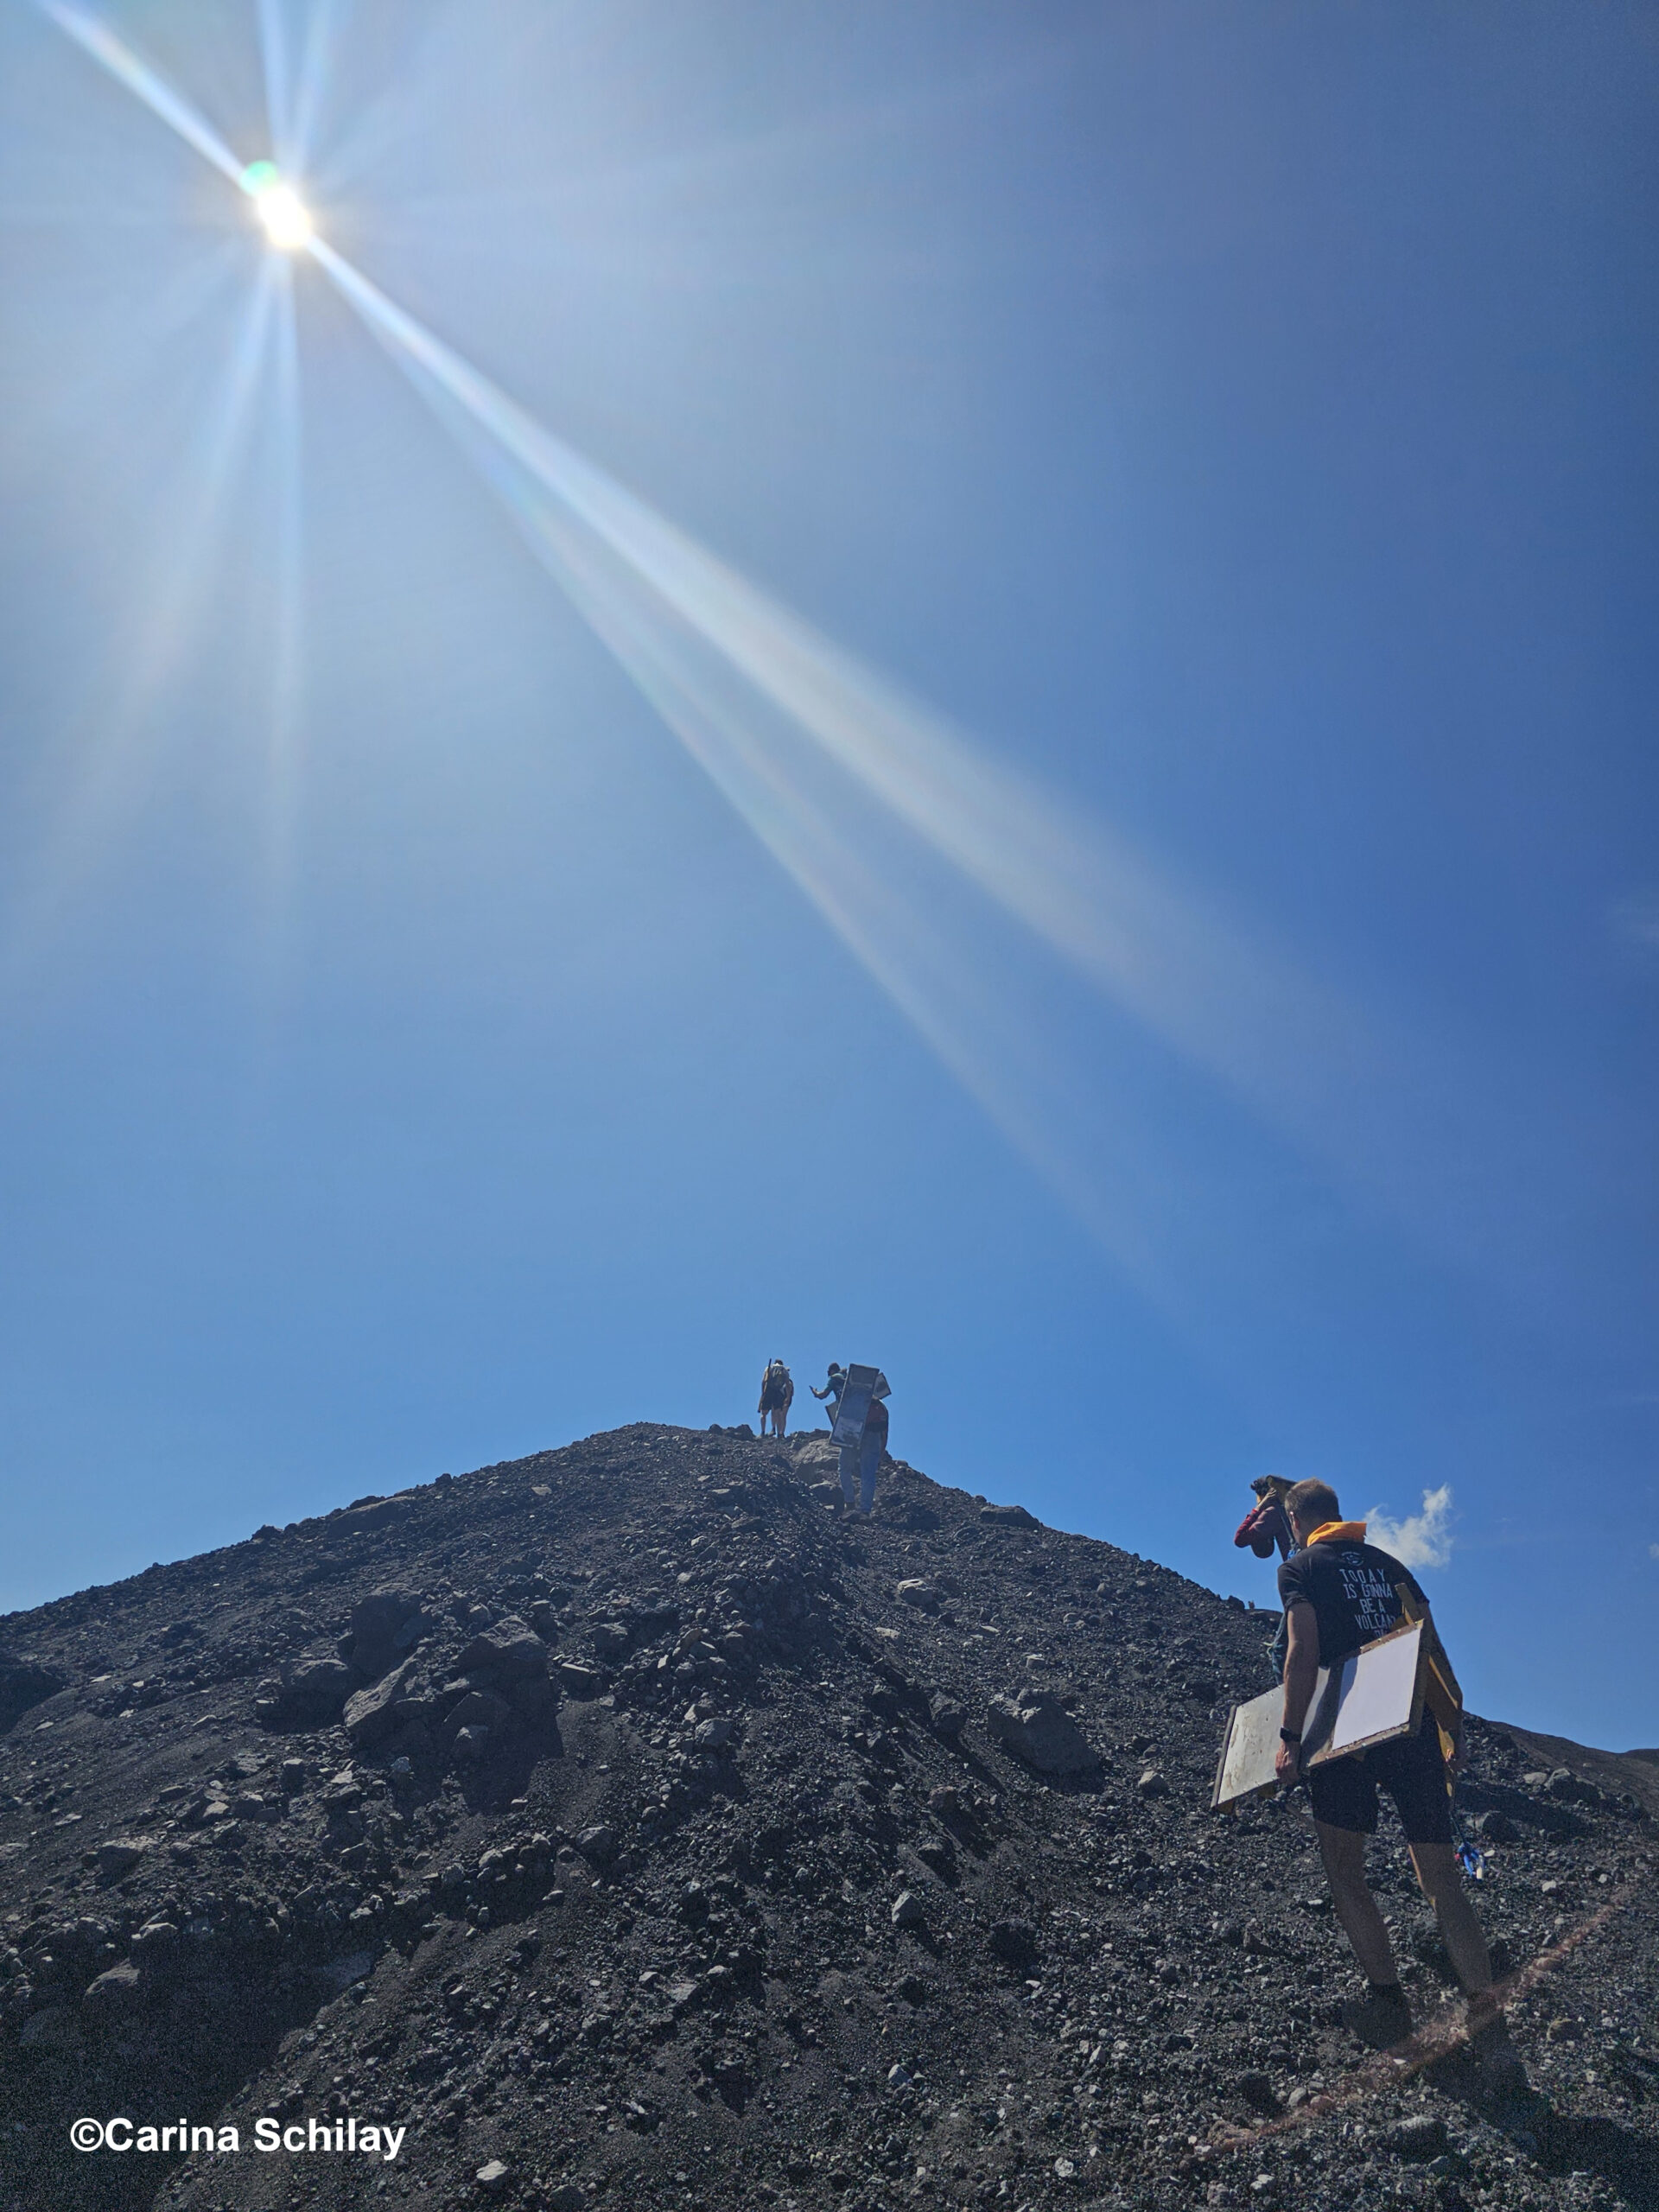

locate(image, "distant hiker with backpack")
(758, 1357), (794, 1439)
(1235, 1474), (1298, 1682)
(810, 1363), (847, 1421)
(1235, 1474), (1294, 1563)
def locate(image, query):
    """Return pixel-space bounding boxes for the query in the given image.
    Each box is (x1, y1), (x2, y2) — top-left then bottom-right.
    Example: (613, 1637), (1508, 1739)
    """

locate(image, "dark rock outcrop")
(0, 1653), (66, 1734)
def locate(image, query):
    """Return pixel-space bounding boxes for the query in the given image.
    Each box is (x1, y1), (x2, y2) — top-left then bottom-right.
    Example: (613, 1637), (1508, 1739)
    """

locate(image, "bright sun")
(239, 161), (313, 251)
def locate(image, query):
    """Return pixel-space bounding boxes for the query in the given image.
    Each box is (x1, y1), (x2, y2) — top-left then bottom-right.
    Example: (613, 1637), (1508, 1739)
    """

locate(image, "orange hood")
(1306, 1520), (1368, 1547)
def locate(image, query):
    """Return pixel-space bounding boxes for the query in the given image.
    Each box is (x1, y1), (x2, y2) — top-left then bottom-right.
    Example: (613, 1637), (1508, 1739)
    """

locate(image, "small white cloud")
(1365, 1484), (1455, 1571)
(1650, 1542), (1659, 1561)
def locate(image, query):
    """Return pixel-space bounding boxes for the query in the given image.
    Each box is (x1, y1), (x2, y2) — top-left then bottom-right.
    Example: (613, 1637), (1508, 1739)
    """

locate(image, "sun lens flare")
(240, 160), (313, 251)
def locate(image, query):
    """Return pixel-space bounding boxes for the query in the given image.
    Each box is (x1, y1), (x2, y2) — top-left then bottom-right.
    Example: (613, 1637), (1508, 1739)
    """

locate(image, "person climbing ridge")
(1234, 1474), (1298, 1682)
(1272, 1478), (1520, 2094)
(810, 1363), (846, 1419)
(1235, 1473), (1294, 1561)
(757, 1357), (793, 1439)
(833, 1366), (889, 1516)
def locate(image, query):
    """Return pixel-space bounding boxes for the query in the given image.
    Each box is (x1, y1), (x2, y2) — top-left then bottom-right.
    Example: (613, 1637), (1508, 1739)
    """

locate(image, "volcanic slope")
(2, 1424), (1656, 2212)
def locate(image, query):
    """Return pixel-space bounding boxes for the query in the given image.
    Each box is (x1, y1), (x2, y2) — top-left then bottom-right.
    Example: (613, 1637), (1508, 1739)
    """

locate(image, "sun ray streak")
(306, 238), (1241, 1281)
(129, 259), (284, 699)
(0, 238), (246, 473)
(309, 238), (1361, 1141)
(263, 258), (307, 940)
(34, 0), (246, 186)
(257, 0), (295, 171)
(474, 471), (1182, 1287)
(29, 0), (1601, 1319)
(289, 0), (350, 175)
(25, 0), (1335, 1156)
(3, 259), (285, 978)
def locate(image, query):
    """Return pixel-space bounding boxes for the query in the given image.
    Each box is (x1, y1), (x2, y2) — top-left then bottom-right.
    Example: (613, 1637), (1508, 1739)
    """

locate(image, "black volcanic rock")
(0, 1654), (66, 1735)
(345, 1589), (428, 1679)
(984, 1692), (1100, 1777)
(0, 1422), (1655, 2212)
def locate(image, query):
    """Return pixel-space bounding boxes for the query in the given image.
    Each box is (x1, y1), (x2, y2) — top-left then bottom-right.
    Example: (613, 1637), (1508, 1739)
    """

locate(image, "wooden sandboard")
(1306, 1618), (1425, 1767)
(1211, 1683), (1288, 1810)
(1211, 1619), (1426, 1810)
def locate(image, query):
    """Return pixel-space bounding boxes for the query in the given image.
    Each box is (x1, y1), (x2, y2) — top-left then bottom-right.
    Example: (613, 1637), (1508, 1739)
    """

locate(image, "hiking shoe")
(1340, 1986), (1414, 2050)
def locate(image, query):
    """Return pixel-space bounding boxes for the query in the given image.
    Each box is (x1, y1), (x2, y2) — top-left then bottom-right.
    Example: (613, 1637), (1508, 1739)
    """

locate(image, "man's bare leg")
(1409, 1841), (1493, 1993)
(1315, 1821), (1398, 1985)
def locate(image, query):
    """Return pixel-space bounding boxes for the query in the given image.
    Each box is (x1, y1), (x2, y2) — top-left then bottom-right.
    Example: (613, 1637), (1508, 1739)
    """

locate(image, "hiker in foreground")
(1273, 1478), (1509, 2063)
(757, 1357), (793, 1439)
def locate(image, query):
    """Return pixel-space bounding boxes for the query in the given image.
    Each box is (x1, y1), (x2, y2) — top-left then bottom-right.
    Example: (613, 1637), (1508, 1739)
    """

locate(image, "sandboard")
(1211, 1683), (1287, 1810)
(830, 1363), (884, 1448)
(1211, 1619), (1426, 1810)
(1307, 1618), (1425, 1766)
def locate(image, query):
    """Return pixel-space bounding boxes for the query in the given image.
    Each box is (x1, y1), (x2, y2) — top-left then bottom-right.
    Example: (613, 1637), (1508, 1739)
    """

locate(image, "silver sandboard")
(830, 1363), (884, 1447)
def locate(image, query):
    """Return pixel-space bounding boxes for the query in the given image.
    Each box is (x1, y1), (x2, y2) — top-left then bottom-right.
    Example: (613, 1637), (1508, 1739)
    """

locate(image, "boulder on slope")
(984, 1692), (1099, 1777)
(343, 1657), (423, 1749)
(346, 1589), (428, 1678)
(456, 1617), (549, 1682)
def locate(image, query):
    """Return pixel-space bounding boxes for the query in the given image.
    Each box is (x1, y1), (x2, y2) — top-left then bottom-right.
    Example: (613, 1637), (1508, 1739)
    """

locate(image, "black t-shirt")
(1276, 1539), (1427, 1664)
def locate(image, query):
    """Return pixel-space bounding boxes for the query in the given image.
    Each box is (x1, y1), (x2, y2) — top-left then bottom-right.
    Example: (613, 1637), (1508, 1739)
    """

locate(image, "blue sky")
(2, 2), (1656, 1749)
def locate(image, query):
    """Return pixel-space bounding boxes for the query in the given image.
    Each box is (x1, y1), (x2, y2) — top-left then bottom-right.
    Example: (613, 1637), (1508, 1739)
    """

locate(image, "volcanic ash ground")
(2, 1424), (1656, 2211)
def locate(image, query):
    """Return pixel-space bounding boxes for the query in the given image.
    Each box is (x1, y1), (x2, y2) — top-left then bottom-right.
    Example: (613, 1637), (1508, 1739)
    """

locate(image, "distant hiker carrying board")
(758, 1358), (793, 1439)
(825, 1362), (889, 1516)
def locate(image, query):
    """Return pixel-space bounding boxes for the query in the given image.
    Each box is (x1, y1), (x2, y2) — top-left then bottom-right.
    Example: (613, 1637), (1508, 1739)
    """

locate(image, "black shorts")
(1304, 1713), (1452, 1847)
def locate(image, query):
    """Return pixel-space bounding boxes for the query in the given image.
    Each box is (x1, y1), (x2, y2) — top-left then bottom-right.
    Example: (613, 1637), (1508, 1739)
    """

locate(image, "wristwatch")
(1279, 1727), (1301, 1745)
